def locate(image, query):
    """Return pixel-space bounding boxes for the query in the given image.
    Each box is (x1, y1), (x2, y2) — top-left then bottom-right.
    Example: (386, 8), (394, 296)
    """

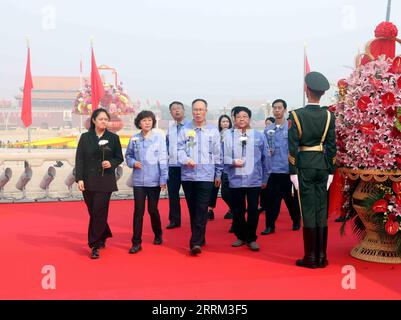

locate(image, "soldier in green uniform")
(288, 71), (336, 269)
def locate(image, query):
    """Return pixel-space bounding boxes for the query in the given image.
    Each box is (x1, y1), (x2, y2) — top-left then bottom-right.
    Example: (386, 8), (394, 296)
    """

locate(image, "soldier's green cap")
(305, 71), (330, 92)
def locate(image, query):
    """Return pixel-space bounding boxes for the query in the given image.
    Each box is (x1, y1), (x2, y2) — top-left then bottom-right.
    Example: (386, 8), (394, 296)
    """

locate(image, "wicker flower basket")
(341, 168), (401, 264)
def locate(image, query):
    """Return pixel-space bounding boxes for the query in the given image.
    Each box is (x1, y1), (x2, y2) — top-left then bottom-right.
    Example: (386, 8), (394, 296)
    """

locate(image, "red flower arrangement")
(366, 183), (401, 237)
(73, 81), (137, 116)
(375, 21), (398, 39)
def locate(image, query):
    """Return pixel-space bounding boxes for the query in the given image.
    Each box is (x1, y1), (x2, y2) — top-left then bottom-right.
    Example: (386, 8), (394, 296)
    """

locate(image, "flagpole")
(386, 0), (392, 22)
(26, 35), (32, 153)
(28, 126), (31, 153)
(80, 54), (83, 90)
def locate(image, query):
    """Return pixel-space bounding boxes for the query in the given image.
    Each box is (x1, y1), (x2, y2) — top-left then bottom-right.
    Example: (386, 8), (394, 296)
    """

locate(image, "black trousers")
(132, 187), (162, 245)
(259, 187), (268, 209)
(208, 173), (232, 210)
(230, 187), (261, 243)
(182, 181), (214, 248)
(264, 173), (301, 229)
(167, 167), (182, 225)
(83, 191), (113, 249)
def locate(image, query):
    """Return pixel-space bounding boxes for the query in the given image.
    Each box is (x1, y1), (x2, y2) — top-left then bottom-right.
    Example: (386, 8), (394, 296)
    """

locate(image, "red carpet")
(0, 199), (400, 300)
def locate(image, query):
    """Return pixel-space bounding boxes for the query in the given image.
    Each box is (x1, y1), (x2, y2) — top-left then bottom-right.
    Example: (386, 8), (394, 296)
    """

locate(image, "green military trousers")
(298, 168), (329, 228)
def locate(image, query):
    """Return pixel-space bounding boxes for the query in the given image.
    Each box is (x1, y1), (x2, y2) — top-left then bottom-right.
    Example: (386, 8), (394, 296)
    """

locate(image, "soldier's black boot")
(296, 227), (318, 269)
(316, 226), (329, 268)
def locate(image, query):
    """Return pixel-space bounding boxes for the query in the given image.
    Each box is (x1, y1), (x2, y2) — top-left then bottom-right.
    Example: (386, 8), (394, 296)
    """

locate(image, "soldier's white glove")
(290, 175), (299, 191)
(327, 174), (334, 190)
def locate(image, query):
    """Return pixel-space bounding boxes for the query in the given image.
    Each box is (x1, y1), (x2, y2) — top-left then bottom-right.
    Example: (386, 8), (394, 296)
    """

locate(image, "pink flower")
(389, 57), (401, 73)
(335, 57), (401, 170)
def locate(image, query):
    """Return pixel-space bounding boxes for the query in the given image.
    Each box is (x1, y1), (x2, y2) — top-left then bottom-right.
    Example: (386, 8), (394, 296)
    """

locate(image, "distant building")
(11, 76), (87, 129)
(0, 76), (137, 130)
(0, 100), (12, 108)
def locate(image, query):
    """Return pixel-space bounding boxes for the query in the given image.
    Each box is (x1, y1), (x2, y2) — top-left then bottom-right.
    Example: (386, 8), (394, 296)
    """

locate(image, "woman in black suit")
(75, 108), (124, 259)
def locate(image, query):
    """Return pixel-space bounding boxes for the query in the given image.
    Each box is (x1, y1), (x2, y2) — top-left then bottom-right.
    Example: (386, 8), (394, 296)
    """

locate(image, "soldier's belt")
(299, 145), (323, 152)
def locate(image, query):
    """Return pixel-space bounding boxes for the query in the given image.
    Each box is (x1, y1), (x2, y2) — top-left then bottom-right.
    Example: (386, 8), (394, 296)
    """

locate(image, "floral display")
(73, 81), (136, 115)
(365, 181), (401, 239)
(333, 21), (401, 257)
(335, 55), (401, 170)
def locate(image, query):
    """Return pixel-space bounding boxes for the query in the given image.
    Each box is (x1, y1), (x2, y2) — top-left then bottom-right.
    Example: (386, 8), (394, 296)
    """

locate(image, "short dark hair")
(90, 108), (110, 131)
(307, 88), (325, 99)
(218, 115), (233, 132)
(233, 106), (252, 118)
(134, 110), (156, 129)
(265, 116), (275, 124)
(192, 98), (208, 108)
(272, 99), (287, 109)
(231, 106), (242, 116)
(169, 101), (184, 110)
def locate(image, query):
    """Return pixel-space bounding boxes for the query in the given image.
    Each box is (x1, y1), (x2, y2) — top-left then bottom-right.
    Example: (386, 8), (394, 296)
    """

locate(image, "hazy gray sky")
(1, 0), (400, 109)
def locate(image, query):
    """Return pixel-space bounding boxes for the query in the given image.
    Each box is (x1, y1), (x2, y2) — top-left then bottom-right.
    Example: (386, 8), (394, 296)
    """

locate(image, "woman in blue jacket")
(125, 110), (168, 254)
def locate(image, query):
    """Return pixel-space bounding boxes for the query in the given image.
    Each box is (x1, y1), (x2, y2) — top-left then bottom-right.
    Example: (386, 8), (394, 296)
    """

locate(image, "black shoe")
(208, 209), (215, 221)
(166, 222), (181, 229)
(90, 248), (99, 259)
(292, 222), (301, 231)
(296, 227), (318, 269)
(261, 227), (275, 235)
(296, 258), (317, 268)
(316, 226), (329, 268)
(153, 237), (163, 245)
(200, 240), (206, 247)
(129, 244), (142, 254)
(224, 211), (233, 219)
(190, 245), (202, 255)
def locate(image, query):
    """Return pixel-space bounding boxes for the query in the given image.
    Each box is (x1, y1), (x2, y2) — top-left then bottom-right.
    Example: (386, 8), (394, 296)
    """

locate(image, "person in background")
(265, 116), (275, 127)
(125, 110), (168, 254)
(75, 108), (123, 259)
(261, 99), (301, 235)
(258, 116), (276, 213)
(227, 106), (242, 233)
(207, 115), (233, 220)
(166, 101), (186, 229)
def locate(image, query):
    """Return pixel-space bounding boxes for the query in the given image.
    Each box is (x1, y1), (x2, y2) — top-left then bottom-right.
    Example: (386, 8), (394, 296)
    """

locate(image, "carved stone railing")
(0, 149), (140, 202)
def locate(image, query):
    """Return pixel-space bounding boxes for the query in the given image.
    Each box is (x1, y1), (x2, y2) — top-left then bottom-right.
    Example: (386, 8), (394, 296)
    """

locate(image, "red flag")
(21, 47), (33, 127)
(328, 169), (345, 217)
(91, 48), (104, 110)
(305, 54), (310, 75)
(304, 51), (311, 92)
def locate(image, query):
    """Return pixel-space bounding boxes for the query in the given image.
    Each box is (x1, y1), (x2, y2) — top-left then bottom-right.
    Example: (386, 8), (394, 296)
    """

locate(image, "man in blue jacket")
(223, 106), (271, 251)
(178, 99), (223, 255)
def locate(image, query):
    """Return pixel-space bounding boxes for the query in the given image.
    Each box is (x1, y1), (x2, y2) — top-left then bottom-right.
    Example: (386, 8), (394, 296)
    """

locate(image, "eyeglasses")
(235, 115), (249, 120)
